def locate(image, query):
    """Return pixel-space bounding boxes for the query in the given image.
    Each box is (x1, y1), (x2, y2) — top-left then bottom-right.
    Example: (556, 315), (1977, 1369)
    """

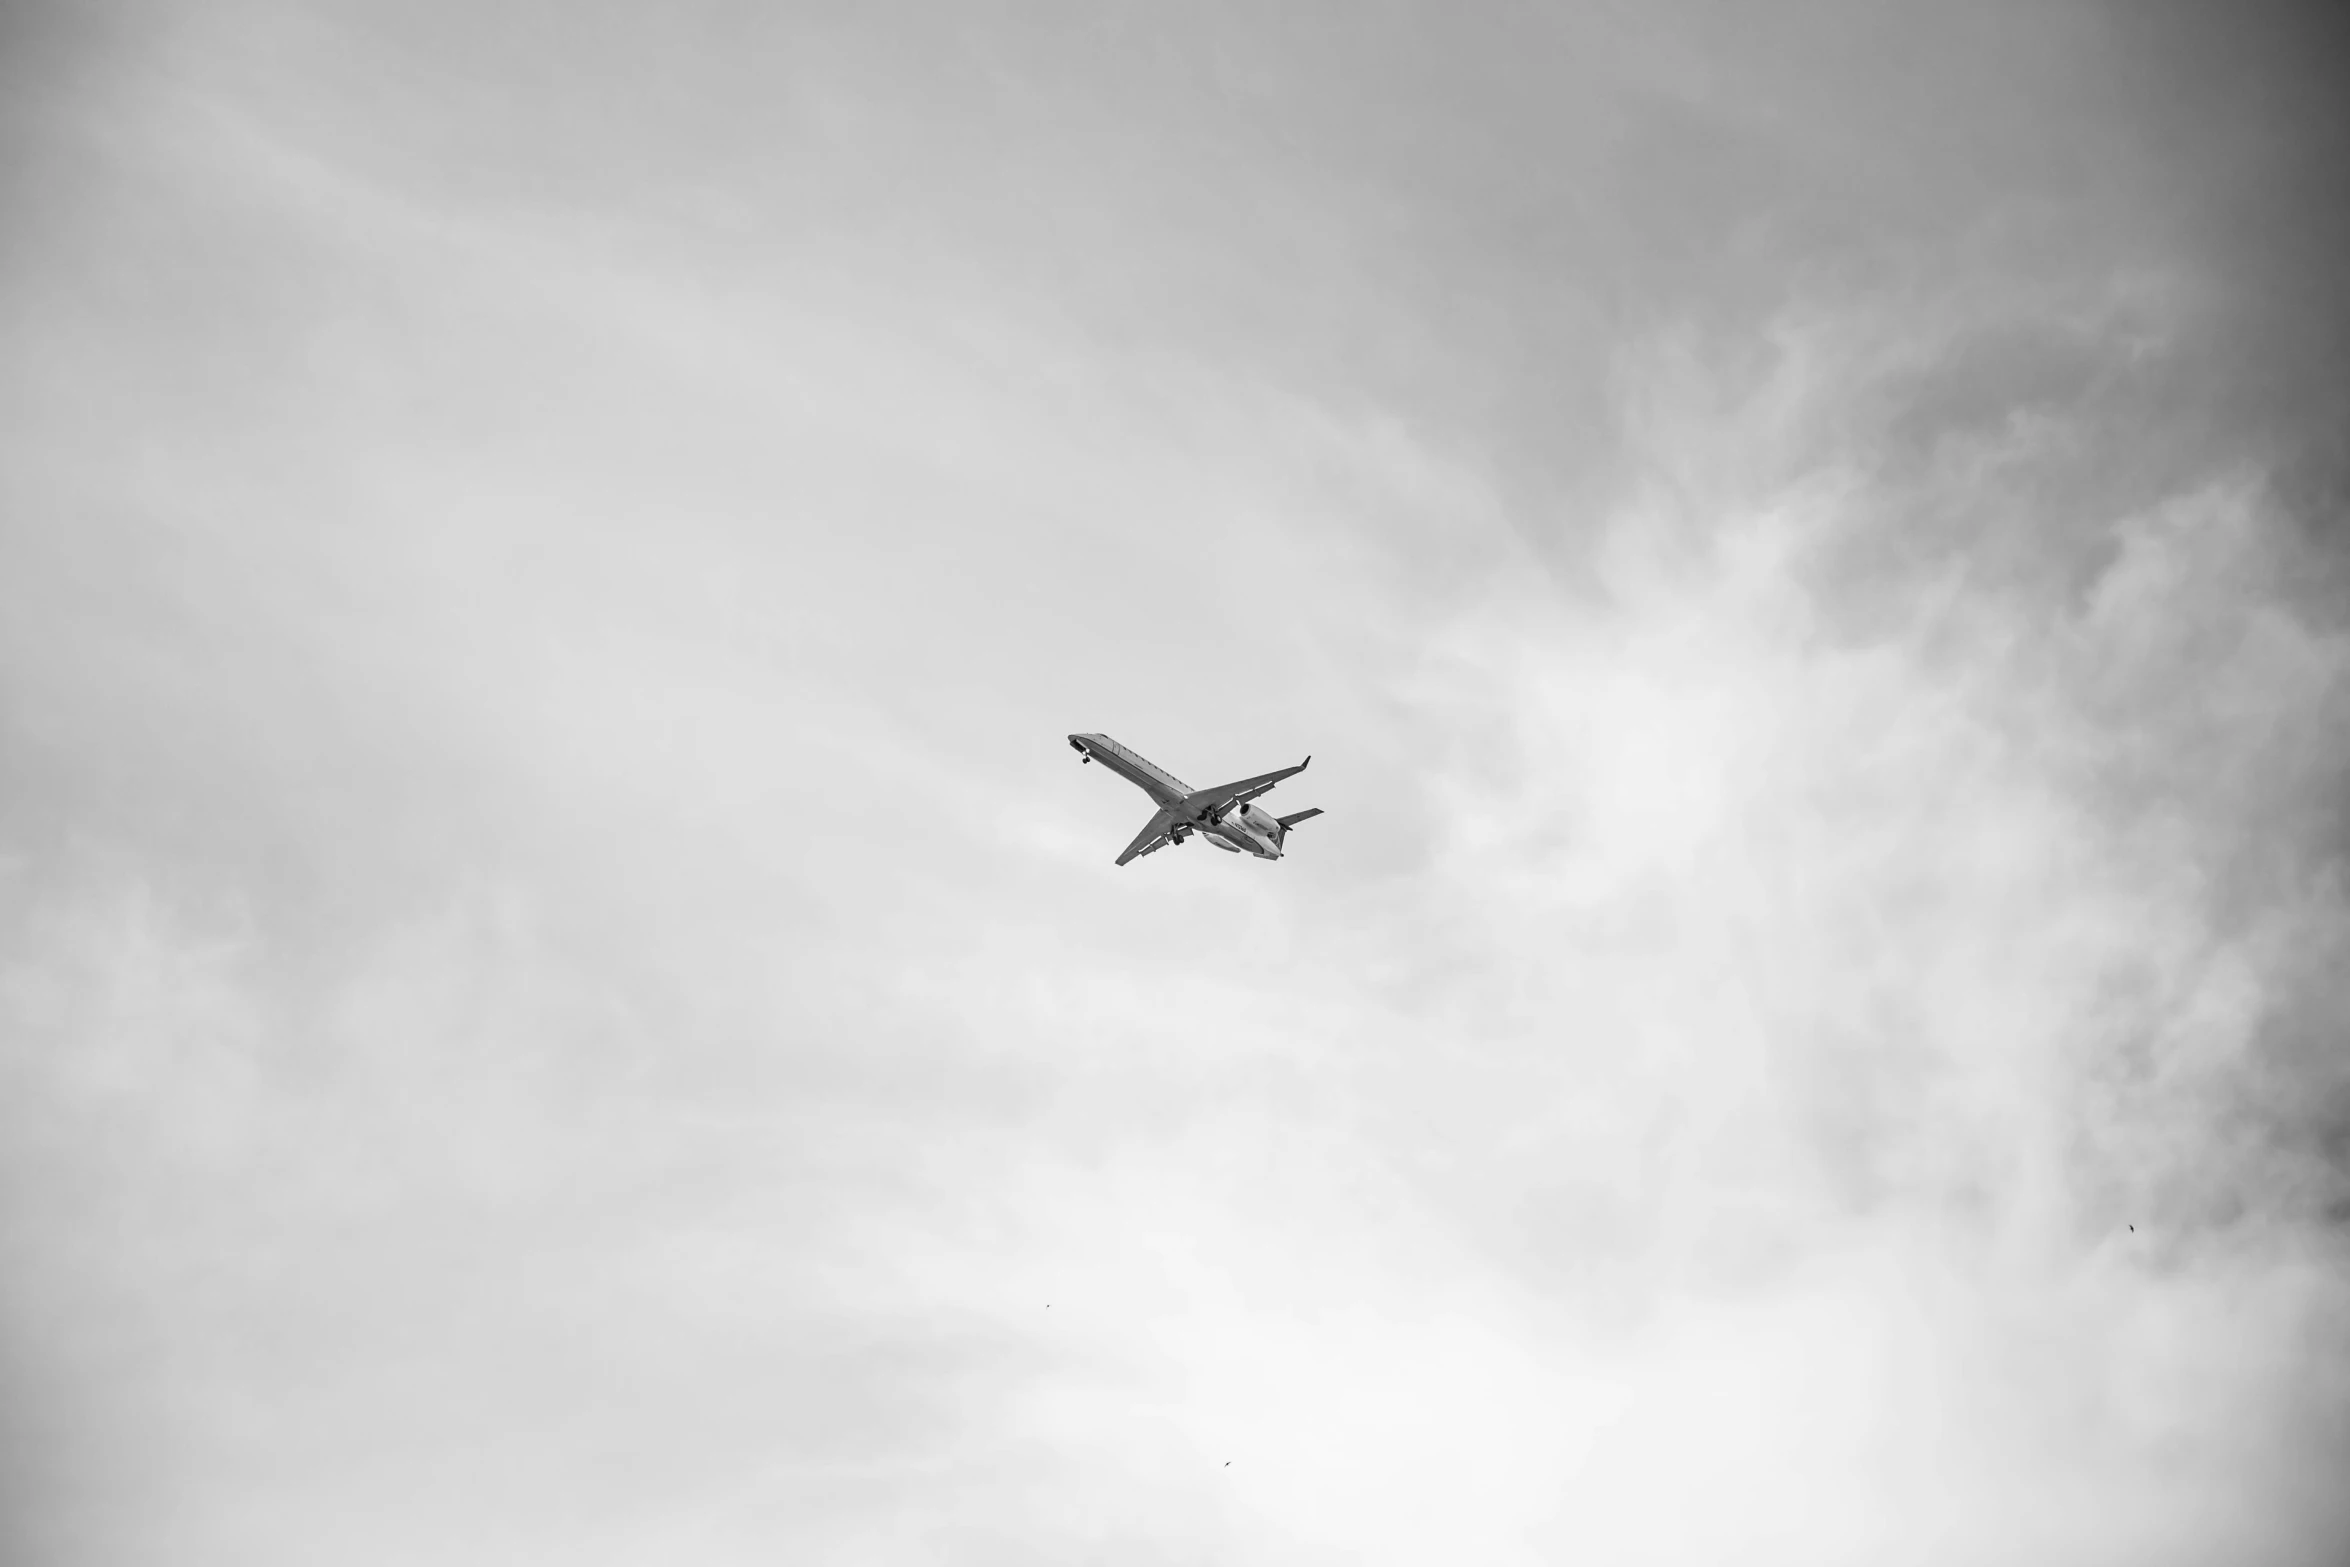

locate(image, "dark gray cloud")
(2100, 2), (2350, 530)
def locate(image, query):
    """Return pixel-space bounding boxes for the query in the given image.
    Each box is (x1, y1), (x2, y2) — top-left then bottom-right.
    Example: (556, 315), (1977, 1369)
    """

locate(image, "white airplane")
(1068, 732), (1322, 865)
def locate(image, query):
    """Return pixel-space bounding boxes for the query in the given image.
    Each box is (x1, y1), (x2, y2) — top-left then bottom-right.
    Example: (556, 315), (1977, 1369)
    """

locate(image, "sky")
(3, 3), (2349, 1563)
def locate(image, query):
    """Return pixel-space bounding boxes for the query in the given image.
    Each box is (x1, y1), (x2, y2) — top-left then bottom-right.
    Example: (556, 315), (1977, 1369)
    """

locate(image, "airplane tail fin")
(1274, 807), (1322, 846)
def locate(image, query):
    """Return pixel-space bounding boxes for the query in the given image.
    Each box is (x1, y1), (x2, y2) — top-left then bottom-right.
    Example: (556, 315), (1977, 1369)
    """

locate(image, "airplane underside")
(1167, 819), (1266, 857)
(1067, 732), (1322, 866)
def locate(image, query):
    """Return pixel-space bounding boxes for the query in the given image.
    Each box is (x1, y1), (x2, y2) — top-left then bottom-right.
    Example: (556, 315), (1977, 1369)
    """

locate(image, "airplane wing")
(1114, 808), (1177, 866)
(1180, 756), (1310, 819)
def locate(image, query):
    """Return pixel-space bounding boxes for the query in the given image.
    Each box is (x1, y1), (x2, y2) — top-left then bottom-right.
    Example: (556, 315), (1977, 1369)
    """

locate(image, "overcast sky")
(4, 3), (2349, 1564)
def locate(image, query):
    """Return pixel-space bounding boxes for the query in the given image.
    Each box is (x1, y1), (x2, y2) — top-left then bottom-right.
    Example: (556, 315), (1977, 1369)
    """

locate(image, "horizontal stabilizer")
(1275, 808), (1323, 829)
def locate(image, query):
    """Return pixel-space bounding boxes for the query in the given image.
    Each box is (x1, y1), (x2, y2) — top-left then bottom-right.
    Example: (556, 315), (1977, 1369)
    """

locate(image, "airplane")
(1067, 733), (1323, 865)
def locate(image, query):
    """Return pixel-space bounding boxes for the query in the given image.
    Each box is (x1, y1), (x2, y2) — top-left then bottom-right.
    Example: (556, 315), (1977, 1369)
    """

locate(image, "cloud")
(3, 3), (2347, 1564)
(1371, 305), (2350, 1559)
